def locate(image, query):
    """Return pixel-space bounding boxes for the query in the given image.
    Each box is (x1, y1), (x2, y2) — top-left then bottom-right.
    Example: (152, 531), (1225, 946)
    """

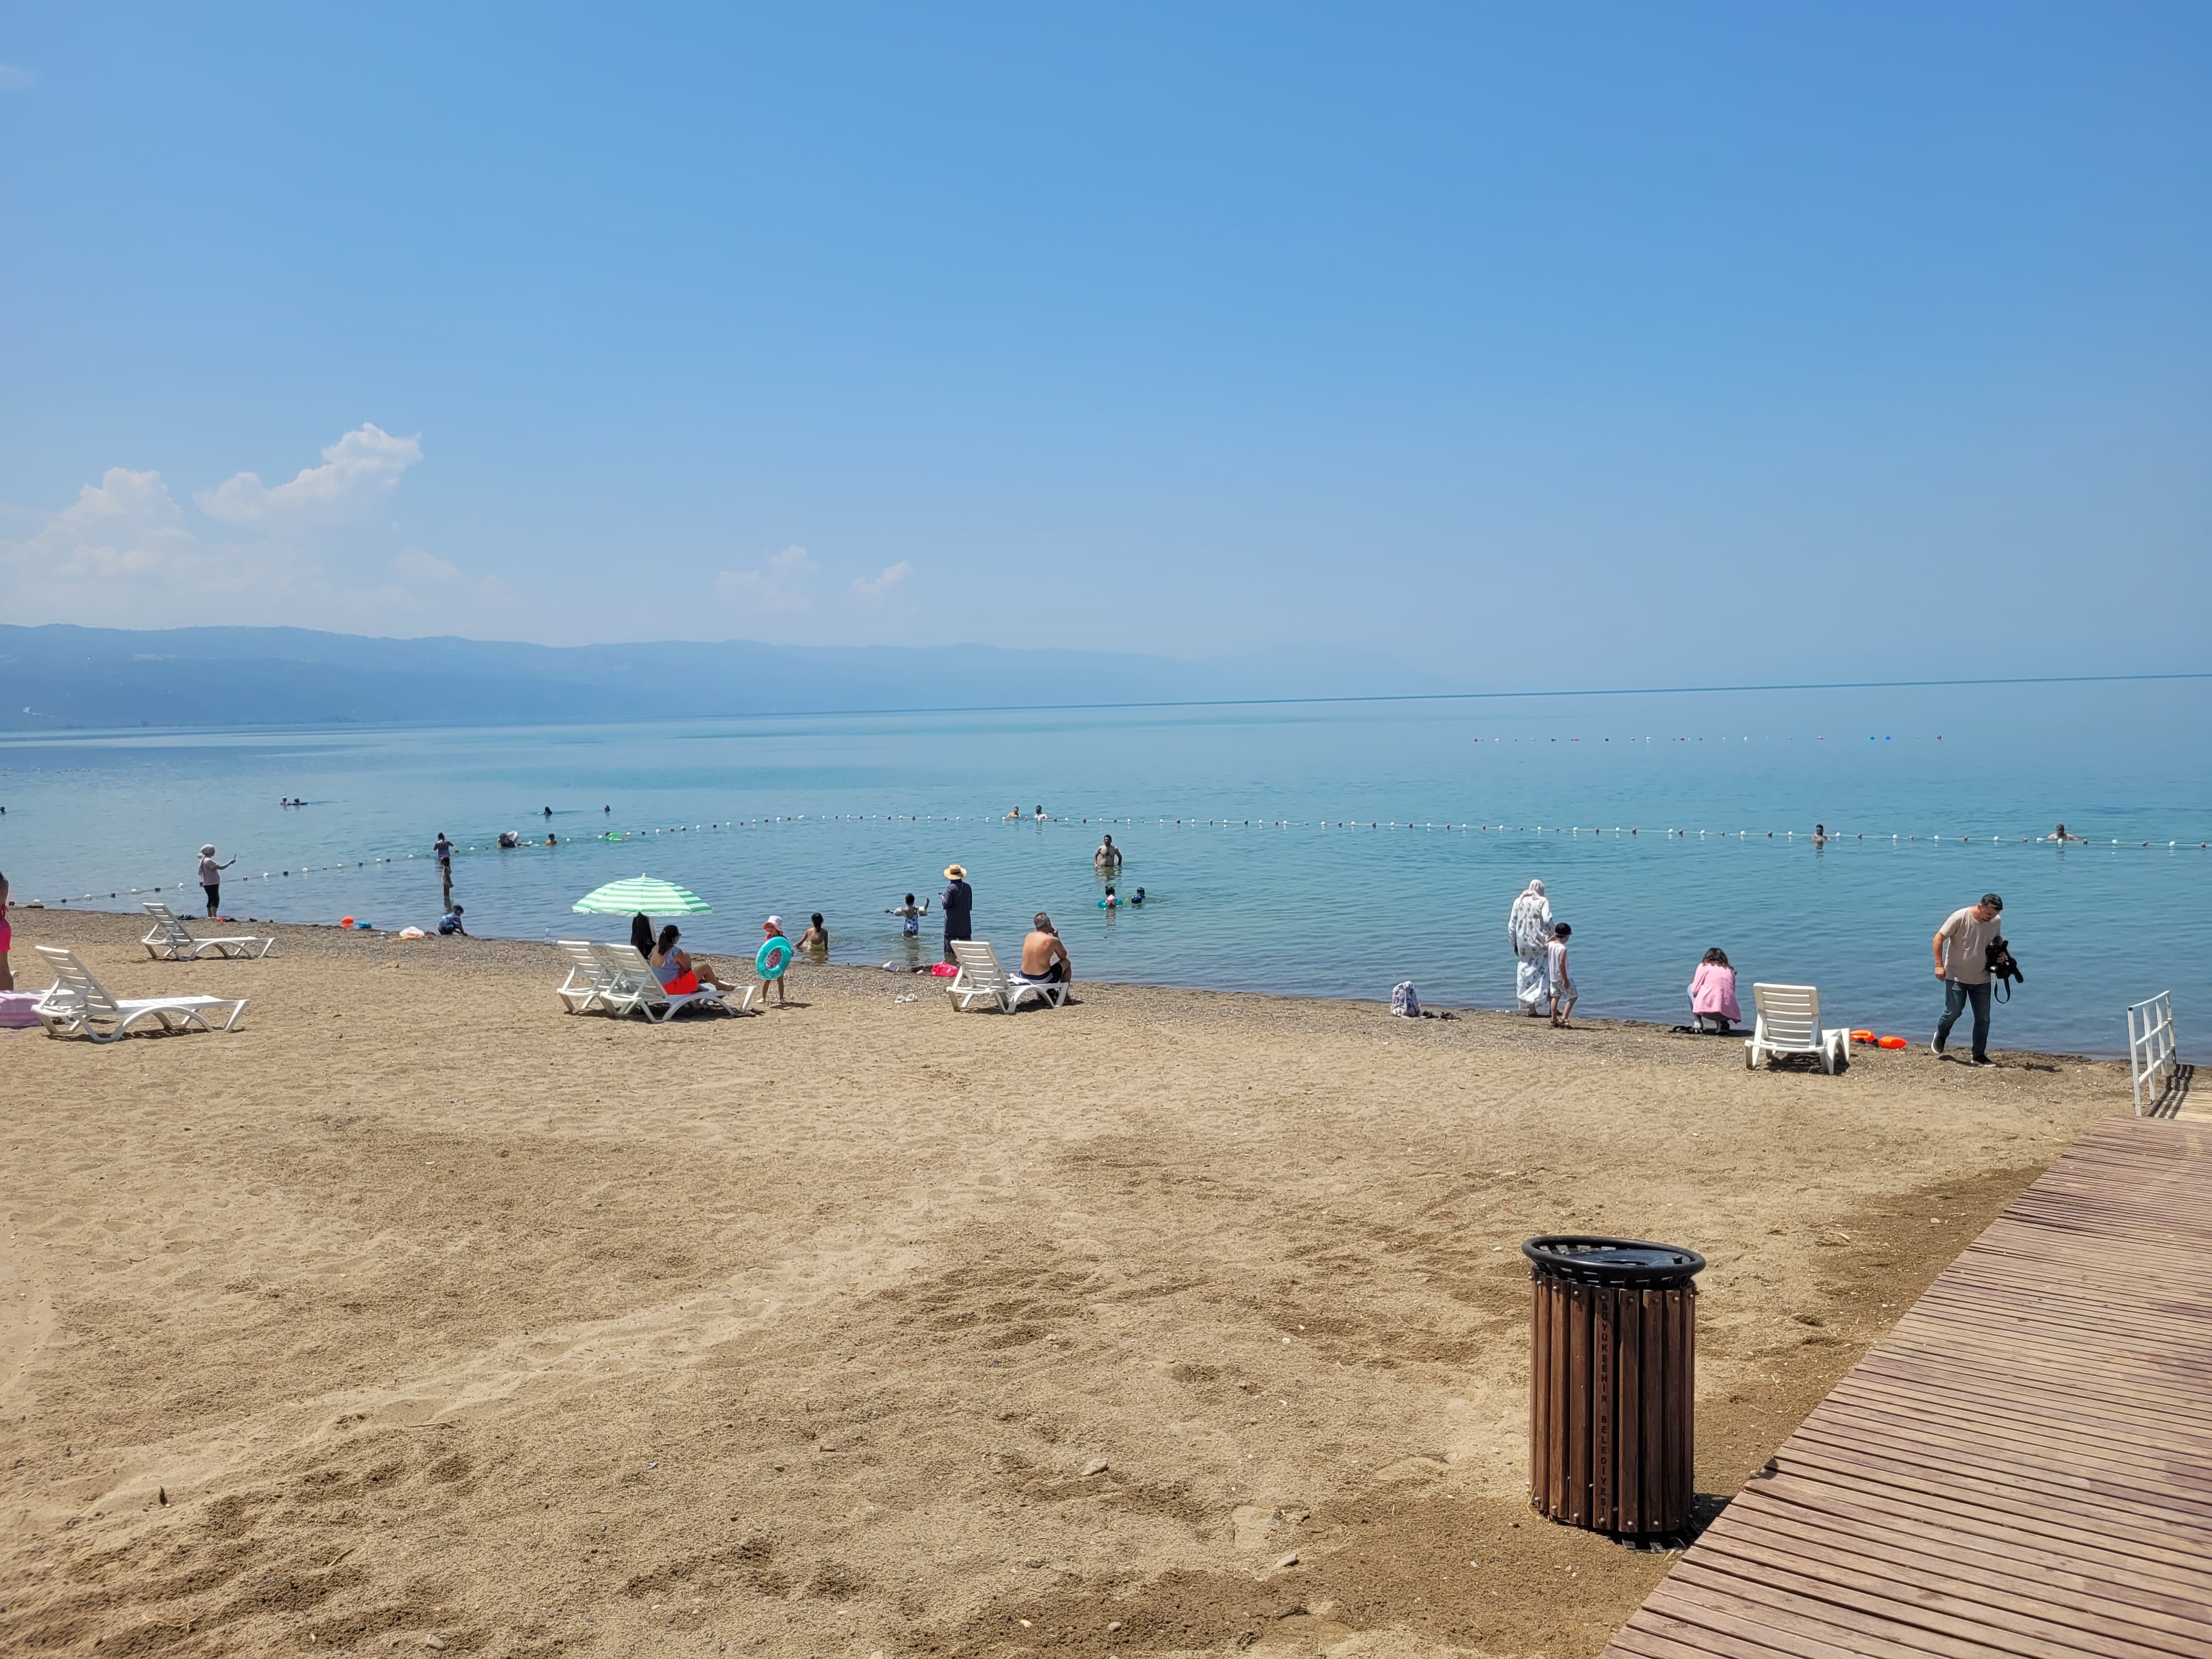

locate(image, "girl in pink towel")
(1688, 947), (1741, 1034)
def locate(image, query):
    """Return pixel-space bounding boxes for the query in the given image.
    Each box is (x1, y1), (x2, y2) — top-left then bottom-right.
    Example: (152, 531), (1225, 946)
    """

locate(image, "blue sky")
(2, 4), (2205, 682)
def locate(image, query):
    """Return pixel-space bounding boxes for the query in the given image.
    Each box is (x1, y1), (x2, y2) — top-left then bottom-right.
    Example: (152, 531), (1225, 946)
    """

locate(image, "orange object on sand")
(1877, 1035), (1908, 1049)
(1850, 1029), (1876, 1045)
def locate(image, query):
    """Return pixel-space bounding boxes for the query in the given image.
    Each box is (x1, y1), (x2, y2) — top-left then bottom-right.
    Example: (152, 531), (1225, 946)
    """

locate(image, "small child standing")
(1688, 946), (1740, 1034)
(886, 893), (928, 937)
(760, 915), (792, 1006)
(1546, 922), (1577, 1027)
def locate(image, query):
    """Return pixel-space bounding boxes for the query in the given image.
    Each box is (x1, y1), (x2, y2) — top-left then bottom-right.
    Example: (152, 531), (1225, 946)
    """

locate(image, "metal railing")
(2129, 992), (2179, 1115)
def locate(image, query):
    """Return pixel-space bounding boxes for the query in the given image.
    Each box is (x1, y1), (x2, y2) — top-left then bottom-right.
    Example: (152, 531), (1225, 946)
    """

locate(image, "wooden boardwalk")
(1601, 1115), (2212, 1659)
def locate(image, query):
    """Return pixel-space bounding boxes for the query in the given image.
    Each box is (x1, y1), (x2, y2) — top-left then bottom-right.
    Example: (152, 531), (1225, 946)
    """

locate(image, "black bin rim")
(1521, 1235), (1706, 1288)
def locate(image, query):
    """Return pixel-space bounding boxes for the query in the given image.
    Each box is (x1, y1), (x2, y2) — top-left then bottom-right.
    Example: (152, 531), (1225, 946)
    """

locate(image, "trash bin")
(1522, 1235), (1706, 1536)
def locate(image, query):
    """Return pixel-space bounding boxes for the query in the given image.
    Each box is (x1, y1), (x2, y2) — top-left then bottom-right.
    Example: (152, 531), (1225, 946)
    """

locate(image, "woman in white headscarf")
(1509, 879), (1553, 1015)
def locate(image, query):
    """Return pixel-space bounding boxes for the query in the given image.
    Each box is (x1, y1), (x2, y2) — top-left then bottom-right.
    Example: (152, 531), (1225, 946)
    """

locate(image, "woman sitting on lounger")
(650, 924), (727, 997)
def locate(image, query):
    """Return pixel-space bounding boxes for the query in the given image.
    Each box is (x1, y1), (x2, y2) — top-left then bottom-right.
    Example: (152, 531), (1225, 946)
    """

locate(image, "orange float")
(1877, 1035), (1908, 1050)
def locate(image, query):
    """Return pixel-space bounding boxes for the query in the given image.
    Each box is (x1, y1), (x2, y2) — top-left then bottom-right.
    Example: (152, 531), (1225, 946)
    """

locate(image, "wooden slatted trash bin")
(1523, 1235), (1706, 1536)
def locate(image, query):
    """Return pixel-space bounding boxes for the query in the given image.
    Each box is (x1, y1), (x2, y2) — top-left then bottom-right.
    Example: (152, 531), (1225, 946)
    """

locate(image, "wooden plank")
(1599, 1115), (2212, 1659)
(1719, 1501), (2212, 1650)
(1747, 1472), (2212, 1601)
(1690, 1520), (2181, 1658)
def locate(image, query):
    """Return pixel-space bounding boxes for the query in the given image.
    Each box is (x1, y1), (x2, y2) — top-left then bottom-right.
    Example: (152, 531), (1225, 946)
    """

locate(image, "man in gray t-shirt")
(1931, 893), (2004, 1064)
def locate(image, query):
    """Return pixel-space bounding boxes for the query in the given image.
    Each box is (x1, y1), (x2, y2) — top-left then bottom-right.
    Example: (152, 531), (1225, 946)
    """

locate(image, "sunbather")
(1021, 913), (1071, 985)
(651, 924), (728, 996)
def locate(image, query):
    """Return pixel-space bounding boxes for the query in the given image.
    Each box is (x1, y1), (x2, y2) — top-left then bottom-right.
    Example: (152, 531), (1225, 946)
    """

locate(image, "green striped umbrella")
(573, 875), (712, 915)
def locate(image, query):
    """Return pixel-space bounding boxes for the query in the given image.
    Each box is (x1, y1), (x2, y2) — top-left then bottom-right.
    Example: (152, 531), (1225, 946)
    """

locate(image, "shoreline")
(2, 907), (2132, 1655)
(4, 900), (2125, 1067)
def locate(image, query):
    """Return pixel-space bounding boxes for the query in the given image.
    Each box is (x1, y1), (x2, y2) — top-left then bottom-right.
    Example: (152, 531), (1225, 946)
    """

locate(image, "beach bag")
(1987, 936), (2024, 1002)
(1390, 981), (1420, 1018)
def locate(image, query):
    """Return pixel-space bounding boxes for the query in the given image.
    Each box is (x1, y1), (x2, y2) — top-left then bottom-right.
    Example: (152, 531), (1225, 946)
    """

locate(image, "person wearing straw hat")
(941, 864), (973, 964)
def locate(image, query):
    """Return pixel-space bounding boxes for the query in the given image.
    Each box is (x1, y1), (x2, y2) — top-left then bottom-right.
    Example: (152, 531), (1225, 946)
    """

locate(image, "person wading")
(941, 864), (974, 964)
(1508, 879), (1553, 1017)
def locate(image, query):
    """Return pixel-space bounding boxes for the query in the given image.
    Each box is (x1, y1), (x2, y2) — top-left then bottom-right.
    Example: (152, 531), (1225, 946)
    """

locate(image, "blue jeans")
(1936, 980), (1991, 1060)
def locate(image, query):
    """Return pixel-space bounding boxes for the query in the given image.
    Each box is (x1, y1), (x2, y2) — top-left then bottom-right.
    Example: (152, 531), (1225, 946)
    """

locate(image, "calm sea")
(3, 679), (2206, 1060)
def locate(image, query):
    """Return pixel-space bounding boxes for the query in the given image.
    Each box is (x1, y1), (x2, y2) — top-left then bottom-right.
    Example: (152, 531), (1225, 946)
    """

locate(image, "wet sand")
(1, 909), (2123, 1656)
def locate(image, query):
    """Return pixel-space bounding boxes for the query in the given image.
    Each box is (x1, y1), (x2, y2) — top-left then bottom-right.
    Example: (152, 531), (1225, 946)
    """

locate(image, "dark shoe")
(1929, 1030), (1945, 1055)
(1970, 1056), (1994, 1067)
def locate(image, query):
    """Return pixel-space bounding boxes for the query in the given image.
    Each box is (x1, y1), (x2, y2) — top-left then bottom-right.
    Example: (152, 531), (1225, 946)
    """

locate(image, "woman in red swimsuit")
(649, 924), (727, 998)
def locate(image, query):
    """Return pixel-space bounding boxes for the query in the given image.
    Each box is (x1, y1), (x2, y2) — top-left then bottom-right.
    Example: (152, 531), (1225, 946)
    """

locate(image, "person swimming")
(1130, 887), (1146, 906)
(1101, 885), (1118, 909)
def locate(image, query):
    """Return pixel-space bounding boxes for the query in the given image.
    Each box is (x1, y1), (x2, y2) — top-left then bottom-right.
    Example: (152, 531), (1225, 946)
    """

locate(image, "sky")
(1, 4), (2206, 684)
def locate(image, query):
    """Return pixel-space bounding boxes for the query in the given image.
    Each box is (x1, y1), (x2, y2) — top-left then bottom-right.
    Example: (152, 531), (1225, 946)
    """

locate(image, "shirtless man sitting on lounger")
(1021, 913), (1071, 984)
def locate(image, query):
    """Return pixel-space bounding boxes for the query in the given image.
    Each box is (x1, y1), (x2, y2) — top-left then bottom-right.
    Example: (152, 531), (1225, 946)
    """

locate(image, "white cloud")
(0, 426), (453, 632)
(715, 545), (818, 617)
(0, 65), (35, 92)
(195, 424), (421, 526)
(396, 545), (459, 584)
(851, 560), (912, 602)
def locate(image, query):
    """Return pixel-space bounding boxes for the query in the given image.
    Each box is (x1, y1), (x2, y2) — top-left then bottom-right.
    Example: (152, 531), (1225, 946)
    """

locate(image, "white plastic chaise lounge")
(946, 939), (1069, 1013)
(555, 939), (617, 1013)
(584, 941), (753, 1021)
(140, 900), (275, 961)
(1744, 982), (1851, 1073)
(33, 944), (249, 1043)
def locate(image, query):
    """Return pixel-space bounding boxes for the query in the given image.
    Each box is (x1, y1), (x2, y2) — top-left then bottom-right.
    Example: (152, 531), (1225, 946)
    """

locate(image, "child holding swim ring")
(760, 916), (792, 1006)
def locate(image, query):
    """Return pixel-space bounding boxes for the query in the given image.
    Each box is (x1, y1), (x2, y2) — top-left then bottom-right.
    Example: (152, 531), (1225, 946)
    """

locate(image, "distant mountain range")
(0, 624), (1470, 731)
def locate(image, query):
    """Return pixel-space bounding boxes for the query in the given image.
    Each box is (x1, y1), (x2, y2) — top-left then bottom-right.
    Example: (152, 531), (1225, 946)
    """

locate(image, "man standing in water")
(1932, 892), (2005, 1065)
(941, 863), (974, 964)
(1094, 832), (1121, 872)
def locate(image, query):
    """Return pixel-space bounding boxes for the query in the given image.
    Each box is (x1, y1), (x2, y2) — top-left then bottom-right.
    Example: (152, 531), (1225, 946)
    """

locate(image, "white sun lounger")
(947, 939), (1069, 1013)
(140, 901), (275, 961)
(33, 944), (249, 1042)
(555, 939), (618, 1012)
(1745, 983), (1850, 1073)
(585, 941), (753, 1021)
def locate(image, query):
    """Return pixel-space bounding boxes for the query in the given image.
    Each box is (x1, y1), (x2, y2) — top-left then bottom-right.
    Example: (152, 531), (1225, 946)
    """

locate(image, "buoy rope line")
(15, 811), (2208, 912)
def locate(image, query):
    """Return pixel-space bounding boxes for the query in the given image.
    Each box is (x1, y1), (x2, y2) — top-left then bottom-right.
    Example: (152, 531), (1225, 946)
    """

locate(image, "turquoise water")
(2, 680), (2207, 1059)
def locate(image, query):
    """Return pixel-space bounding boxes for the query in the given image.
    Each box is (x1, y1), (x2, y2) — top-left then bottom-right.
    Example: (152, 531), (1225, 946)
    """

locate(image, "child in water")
(1130, 887), (1146, 906)
(1101, 886), (1118, 909)
(886, 893), (928, 936)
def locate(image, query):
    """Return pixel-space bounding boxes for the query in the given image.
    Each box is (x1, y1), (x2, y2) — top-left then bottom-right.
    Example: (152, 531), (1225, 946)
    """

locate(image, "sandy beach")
(1, 909), (2125, 1657)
